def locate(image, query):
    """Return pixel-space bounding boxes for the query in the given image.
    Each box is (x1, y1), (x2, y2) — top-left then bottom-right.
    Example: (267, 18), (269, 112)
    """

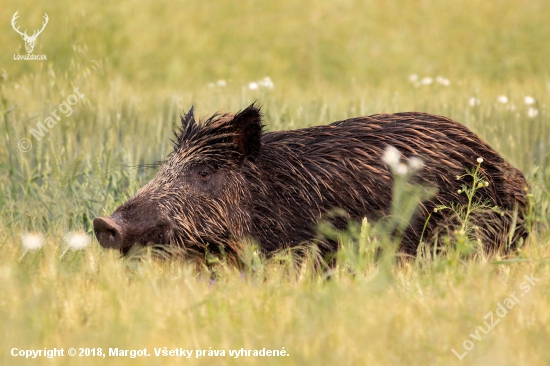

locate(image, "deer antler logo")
(11, 11), (49, 54)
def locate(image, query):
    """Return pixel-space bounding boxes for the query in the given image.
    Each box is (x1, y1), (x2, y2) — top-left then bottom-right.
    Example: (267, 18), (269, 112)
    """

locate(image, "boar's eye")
(196, 170), (212, 181)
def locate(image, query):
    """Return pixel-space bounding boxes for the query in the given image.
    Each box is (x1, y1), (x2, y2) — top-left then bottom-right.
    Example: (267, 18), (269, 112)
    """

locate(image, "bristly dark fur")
(94, 104), (529, 262)
(249, 111), (528, 256)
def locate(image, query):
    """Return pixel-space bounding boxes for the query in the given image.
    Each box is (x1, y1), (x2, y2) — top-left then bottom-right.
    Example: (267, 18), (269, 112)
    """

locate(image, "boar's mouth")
(93, 214), (171, 255)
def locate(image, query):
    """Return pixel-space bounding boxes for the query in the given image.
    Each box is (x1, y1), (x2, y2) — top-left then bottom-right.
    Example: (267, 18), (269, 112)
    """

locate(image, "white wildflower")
(527, 107), (538, 118)
(395, 163), (408, 176)
(382, 145), (401, 167)
(259, 76), (274, 89)
(409, 74), (418, 82)
(421, 77), (433, 85)
(21, 233), (44, 251)
(64, 232), (91, 250)
(524, 95), (535, 105)
(468, 97), (480, 107)
(436, 76), (450, 86)
(216, 80), (227, 87)
(497, 95), (508, 104)
(477, 157), (484, 163)
(248, 82), (258, 90)
(408, 157), (424, 171)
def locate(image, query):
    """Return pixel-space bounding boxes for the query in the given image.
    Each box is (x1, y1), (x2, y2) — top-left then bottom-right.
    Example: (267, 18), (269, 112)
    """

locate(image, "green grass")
(1, 0), (550, 364)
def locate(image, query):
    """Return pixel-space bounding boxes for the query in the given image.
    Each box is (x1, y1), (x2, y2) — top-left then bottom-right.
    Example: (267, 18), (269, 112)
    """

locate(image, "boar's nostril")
(93, 217), (124, 249)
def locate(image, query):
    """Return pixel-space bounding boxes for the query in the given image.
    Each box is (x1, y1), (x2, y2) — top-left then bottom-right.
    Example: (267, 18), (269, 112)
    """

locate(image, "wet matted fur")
(93, 104), (529, 261)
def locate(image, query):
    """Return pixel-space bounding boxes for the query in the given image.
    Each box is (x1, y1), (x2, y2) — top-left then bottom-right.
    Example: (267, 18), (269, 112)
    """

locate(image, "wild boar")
(93, 104), (528, 261)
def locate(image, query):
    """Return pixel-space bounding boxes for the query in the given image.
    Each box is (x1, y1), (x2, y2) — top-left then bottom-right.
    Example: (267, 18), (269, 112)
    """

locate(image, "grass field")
(1, 0), (550, 365)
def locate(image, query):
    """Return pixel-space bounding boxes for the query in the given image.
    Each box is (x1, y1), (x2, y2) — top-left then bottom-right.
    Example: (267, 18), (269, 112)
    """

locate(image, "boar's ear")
(231, 103), (263, 158)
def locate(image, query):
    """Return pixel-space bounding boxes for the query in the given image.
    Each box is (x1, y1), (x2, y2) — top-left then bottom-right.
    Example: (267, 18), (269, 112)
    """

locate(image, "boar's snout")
(93, 217), (124, 249)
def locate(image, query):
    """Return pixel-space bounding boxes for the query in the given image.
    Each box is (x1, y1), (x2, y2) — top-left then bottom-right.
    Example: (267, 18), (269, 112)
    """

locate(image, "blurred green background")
(3, 0), (550, 88)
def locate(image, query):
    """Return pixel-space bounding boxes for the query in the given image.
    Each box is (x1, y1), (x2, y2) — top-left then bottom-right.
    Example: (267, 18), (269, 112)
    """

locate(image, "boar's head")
(93, 104), (262, 258)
